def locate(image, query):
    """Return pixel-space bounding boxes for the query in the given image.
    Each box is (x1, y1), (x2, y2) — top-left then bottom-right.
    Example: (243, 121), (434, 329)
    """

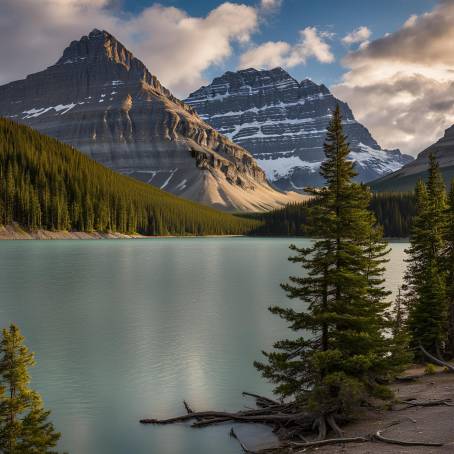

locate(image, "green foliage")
(388, 287), (413, 369)
(0, 324), (61, 453)
(445, 183), (454, 356)
(248, 192), (416, 238)
(0, 118), (259, 236)
(404, 156), (448, 355)
(255, 105), (403, 419)
(369, 192), (416, 238)
(424, 363), (437, 375)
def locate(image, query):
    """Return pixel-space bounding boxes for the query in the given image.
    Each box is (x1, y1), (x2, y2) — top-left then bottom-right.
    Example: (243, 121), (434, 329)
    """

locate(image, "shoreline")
(0, 225), (246, 240)
(311, 367), (454, 453)
(0, 225), (410, 241)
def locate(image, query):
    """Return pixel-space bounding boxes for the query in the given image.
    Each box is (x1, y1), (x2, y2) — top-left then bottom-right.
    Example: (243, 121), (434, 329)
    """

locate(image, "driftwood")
(399, 398), (454, 409)
(290, 436), (369, 449)
(140, 391), (450, 452)
(140, 400), (315, 429)
(242, 392), (280, 407)
(141, 410), (314, 426)
(230, 428), (257, 454)
(183, 400), (194, 414)
(419, 345), (454, 372)
(374, 429), (444, 447)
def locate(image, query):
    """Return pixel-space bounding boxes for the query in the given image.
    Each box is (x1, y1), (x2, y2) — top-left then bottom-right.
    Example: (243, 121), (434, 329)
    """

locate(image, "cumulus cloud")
(341, 26), (371, 45)
(238, 26), (334, 69)
(333, 0), (454, 155)
(0, 0), (258, 97)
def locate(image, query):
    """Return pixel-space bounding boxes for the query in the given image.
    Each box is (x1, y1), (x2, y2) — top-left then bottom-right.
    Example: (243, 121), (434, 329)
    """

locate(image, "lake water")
(0, 238), (408, 454)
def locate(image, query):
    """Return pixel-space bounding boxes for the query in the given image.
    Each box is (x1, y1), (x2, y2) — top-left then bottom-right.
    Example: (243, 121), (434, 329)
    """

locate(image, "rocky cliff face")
(185, 68), (413, 190)
(0, 30), (302, 211)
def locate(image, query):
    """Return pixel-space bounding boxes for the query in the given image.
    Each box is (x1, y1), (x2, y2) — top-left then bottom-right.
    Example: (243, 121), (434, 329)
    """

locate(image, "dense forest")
(248, 191), (417, 237)
(0, 118), (424, 239)
(0, 118), (259, 236)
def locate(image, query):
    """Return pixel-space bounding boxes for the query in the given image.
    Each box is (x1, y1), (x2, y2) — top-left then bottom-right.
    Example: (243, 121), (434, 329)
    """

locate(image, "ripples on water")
(0, 238), (408, 454)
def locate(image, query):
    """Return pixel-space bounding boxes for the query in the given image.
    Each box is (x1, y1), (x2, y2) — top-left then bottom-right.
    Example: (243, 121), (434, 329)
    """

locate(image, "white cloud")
(0, 0), (258, 97)
(239, 26), (334, 69)
(342, 26), (371, 45)
(260, 0), (283, 11)
(333, 1), (454, 155)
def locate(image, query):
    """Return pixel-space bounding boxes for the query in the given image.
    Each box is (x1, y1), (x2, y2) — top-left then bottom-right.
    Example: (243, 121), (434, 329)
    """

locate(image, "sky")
(1, 0), (453, 156)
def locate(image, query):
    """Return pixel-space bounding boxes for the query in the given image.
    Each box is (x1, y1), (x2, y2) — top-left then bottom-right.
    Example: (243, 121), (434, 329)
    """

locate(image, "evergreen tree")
(0, 118), (258, 236)
(389, 287), (412, 368)
(404, 156), (448, 355)
(251, 192), (417, 238)
(445, 183), (454, 356)
(255, 105), (399, 426)
(0, 324), (61, 453)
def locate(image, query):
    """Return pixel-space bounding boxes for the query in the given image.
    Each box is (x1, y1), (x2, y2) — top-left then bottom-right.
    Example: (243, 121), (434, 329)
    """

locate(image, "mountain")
(0, 117), (260, 235)
(185, 67), (413, 190)
(0, 30), (302, 212)
(370, 125), (454, 192)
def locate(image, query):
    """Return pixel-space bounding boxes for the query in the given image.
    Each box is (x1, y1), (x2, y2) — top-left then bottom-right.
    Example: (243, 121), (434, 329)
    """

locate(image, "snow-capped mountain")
(186, 68), (413, 190)
(0, 30), (303, 212)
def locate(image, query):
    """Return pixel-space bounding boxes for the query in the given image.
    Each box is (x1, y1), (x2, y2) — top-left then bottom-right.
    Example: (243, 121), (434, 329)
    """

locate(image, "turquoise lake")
(0, 238), (408, 453)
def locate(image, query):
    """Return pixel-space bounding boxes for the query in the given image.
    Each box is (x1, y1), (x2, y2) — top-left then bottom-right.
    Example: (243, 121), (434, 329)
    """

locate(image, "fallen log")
(140, 410), (314, 426)
(419, 345), (454, 372)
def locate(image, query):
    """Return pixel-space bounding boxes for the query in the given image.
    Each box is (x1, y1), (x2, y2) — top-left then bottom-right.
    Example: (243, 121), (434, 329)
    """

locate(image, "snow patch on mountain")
(22, 103), (78, 118)
(350, 143), (407, 174)
(257, 155), (321, 180)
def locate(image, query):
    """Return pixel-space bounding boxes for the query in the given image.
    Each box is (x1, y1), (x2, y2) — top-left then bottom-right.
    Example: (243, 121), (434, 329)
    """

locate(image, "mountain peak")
(49, 29), (178, 98)
(88, 28), (104, 38)
(238, 66), (295, 81)
(300, 78), (316, 87)
(55, 29), (135, 69)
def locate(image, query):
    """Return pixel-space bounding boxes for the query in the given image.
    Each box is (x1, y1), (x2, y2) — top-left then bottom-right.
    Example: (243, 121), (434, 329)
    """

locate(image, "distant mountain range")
(0, 29), (302, 212)
(185, 67), (414, 190)
(371, 125), (454, 192)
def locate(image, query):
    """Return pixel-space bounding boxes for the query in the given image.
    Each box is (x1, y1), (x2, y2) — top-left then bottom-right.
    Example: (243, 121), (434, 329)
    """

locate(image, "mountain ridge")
(0, 30), (303, 212)
(185, 67), (413, 190)
(370, 124), (454, 192)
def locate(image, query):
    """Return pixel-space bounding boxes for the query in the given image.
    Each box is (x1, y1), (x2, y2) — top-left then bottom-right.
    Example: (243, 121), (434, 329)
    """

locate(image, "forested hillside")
(0, 118), (259, 236)
(249, 192), (416, 238)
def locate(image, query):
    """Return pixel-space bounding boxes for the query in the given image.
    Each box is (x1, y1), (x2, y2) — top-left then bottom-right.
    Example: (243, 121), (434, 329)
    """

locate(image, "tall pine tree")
(255, 105), (400, 430)
(405, 156), (447, 356)
(445, 183), (454, 357)
(0, 324), (61, 453)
